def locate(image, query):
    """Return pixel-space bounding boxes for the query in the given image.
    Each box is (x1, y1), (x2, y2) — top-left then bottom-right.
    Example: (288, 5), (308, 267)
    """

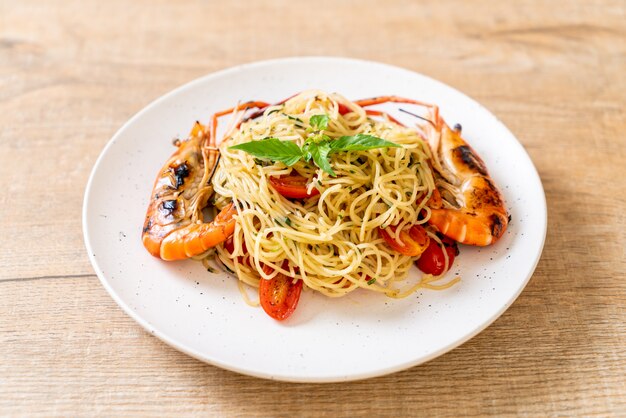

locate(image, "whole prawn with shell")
(141, 92), (509, 321)
(142, 102), (268, 260)
(352, 96), (509, 247)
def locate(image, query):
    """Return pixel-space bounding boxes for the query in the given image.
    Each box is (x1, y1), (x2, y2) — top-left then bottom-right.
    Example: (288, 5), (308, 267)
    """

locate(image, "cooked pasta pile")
(199, 90), (458, 300)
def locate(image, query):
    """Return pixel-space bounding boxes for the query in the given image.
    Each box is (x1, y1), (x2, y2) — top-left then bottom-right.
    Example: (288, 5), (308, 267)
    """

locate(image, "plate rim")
(82, 56), (547, 382)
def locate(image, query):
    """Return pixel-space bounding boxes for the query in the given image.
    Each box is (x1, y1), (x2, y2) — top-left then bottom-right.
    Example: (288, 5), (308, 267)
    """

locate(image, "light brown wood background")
(1, 0), (625, 416)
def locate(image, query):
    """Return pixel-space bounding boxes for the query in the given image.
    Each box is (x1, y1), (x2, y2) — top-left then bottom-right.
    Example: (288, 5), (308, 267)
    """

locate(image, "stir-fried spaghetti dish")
(142, 91), (509, 320)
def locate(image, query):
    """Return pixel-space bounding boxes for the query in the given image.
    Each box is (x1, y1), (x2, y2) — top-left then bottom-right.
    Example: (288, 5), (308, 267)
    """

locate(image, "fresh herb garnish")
(367, 278), (377, 285)
(229, 112), (400, 176)
(229, 138), (303, 167)
(309, 141), (334, 176)
(329, 134), (400, 152)
(310, 114), (329, 130)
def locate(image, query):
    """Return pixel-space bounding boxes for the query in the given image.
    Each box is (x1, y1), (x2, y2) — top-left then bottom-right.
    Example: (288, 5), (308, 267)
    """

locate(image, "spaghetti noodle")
(204, 90), (459, 300)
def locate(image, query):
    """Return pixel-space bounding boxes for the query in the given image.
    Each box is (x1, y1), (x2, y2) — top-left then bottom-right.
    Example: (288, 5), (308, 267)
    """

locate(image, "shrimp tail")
(158, 202), (238, 260)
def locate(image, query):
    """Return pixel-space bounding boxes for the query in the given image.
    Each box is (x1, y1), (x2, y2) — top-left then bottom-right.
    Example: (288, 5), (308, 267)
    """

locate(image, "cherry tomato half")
(269, 175), (320, 199)
(379, 224), (430, 257)
(259, 264), (303, 321)
(337, 103), (351, 115)
(224, 237), (253, 268)
(224, 236), (236, 254)
(416, 239), (458, 276)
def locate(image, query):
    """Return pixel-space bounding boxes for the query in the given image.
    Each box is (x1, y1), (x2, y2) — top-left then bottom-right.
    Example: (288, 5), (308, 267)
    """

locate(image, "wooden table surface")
(1, 0), (625, 416)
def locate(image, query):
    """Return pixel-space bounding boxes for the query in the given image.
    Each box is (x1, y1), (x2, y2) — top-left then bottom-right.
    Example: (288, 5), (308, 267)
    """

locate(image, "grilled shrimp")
(142, 101), (269, 261)
(355, 96), (509, 246)
(423, 117), (508, 246)
(141, 122), (236, 260)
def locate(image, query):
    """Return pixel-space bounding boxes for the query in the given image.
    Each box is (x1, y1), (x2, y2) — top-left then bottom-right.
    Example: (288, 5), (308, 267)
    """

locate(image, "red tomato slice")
(416, 239), (458, 276)
(224, 236), (235, 254)
(224, 237), (253, 268)
(379, 224), (430, 257)
(338, 103), (351, 115)
(259, 264), (303, 321)
(269, 175), (320, 199)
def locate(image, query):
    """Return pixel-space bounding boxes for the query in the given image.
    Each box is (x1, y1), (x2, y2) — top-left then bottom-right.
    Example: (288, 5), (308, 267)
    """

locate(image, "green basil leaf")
(329, 134), (401, 152)
(229, 138), (303, 166)
(310, 114), (329, 131)
(301, 139), (315, 161)
(310, 142), (335, 176)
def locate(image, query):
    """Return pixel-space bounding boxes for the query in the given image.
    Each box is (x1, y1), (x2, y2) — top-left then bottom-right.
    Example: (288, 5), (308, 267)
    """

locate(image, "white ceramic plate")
(83, 57), (546, 382)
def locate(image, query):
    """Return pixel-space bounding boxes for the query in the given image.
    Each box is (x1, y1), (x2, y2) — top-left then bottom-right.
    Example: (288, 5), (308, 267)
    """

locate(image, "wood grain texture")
(1, 0), (625, 416)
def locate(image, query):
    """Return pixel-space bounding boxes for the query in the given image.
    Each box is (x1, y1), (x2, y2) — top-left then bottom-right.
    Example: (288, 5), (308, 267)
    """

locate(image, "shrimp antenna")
(399, 108), (436, 127)
(207, 152), (221, 182)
